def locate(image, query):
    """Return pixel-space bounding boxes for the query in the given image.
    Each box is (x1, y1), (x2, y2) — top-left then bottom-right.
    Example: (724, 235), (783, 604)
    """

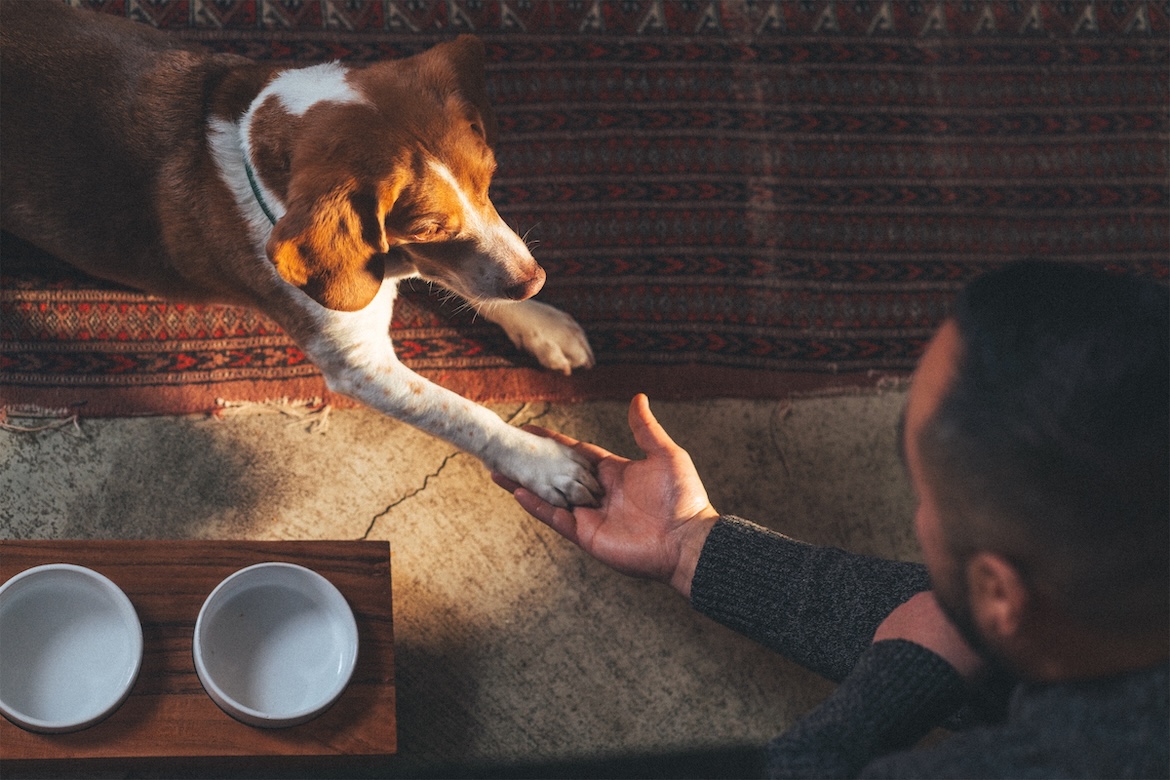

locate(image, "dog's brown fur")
(1, 0), (600, 508)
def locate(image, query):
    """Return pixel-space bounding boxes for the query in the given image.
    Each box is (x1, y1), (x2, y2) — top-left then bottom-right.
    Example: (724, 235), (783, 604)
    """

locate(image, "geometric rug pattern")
(2, 0), (1166, 413)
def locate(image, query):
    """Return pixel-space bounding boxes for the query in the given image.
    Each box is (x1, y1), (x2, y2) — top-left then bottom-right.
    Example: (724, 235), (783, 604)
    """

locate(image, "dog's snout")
(504, 266), (546, 301)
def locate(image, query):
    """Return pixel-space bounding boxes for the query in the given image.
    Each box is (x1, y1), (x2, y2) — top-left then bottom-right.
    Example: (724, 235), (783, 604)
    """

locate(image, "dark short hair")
(920, 261), (1169, 636)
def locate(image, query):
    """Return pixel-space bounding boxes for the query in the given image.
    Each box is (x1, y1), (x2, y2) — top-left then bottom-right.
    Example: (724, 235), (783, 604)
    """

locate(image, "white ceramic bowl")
(0, 564), (143, 733)
(193, 562), (358, 728)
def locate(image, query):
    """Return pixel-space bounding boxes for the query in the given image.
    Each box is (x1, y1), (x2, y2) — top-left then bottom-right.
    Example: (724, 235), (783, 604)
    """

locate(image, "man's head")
(903, 261), (1169, 679)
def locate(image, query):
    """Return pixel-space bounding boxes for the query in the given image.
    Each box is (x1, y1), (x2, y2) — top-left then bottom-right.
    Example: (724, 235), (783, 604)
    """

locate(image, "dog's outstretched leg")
(275, 277), (602, 508)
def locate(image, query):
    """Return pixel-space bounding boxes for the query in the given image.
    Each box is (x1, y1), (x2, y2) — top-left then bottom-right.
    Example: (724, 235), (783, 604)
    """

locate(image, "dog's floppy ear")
(426, 34), (498, 147)
(266, 176), (395, 312)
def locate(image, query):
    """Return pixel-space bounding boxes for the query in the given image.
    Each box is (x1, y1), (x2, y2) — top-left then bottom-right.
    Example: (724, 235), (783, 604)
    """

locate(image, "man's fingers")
(493, 473), (581, 541)
(513, 488), (579, 543)
(491, 472), (522, 493)
(627, 393), (679, 456)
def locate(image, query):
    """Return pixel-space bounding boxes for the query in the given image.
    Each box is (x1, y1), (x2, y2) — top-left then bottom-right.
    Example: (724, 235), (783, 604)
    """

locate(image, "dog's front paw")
(492, 300), (595, 376)
(495, 430), (602, 508)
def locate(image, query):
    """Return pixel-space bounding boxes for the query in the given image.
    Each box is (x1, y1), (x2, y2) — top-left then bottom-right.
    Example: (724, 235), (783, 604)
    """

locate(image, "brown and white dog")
(0, 0), (601, 507)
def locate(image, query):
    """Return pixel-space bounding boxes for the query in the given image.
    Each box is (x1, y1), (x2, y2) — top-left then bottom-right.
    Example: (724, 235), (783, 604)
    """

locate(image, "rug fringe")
(0, 404), (83, 435)
(212, 396), (332, 433)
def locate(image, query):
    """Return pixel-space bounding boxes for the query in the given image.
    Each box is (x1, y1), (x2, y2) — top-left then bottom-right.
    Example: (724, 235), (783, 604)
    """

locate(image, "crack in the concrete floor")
(503, 400), (555, 428)
(768, 399), (793, 478)
(356, 402), (558, 540)
(357, 451), (460, 540)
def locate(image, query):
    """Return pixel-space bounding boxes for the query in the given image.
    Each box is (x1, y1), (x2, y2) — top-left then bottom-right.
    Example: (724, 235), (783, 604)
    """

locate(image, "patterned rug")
(2, 0), (1167, 415)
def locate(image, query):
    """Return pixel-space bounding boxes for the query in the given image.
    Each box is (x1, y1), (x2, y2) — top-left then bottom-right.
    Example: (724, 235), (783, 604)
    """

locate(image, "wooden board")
(0, 540), (395, 770)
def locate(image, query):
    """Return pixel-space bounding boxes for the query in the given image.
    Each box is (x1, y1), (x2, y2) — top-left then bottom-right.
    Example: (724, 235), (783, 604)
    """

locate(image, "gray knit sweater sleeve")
(689, 516), (968, 778)
(690, 515), (933, 682)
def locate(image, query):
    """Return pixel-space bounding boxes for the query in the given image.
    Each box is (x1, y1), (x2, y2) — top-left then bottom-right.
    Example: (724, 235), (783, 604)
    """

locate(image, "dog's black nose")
(503, 267), (546, 300)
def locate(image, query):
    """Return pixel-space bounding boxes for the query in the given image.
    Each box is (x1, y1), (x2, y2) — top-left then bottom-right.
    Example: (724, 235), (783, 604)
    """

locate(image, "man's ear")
(266, 179), (392, 312)
(966, 551), (1029, 643)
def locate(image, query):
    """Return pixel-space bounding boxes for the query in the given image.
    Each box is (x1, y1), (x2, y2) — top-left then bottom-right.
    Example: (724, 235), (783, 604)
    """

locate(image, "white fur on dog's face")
(391, 158), (543, 306)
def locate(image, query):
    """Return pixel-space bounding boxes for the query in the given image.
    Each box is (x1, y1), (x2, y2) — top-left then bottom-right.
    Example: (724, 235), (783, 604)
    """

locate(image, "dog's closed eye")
(409, 221), (454, 243)
(390, 214), (457, 243)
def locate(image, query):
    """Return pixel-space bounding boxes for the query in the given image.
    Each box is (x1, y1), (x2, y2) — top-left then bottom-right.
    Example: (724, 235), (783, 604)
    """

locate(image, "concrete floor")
(1, 390), (919, 775)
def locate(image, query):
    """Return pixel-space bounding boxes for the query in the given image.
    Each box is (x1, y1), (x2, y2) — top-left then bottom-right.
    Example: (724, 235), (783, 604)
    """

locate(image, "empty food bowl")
(193, 562), (358, 728)
(0, 564), (143, 733)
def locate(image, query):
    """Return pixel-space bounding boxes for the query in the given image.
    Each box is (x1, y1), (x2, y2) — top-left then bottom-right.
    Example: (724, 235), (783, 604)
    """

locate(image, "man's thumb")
(628, 394), (677, 455)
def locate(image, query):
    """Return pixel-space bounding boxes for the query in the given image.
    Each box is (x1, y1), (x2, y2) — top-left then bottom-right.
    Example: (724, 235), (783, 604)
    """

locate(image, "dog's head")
(258, 36), (541, 312)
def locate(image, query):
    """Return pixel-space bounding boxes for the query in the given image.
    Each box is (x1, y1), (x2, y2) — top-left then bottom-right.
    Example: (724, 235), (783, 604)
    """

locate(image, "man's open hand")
(492, 394), (719, 598)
